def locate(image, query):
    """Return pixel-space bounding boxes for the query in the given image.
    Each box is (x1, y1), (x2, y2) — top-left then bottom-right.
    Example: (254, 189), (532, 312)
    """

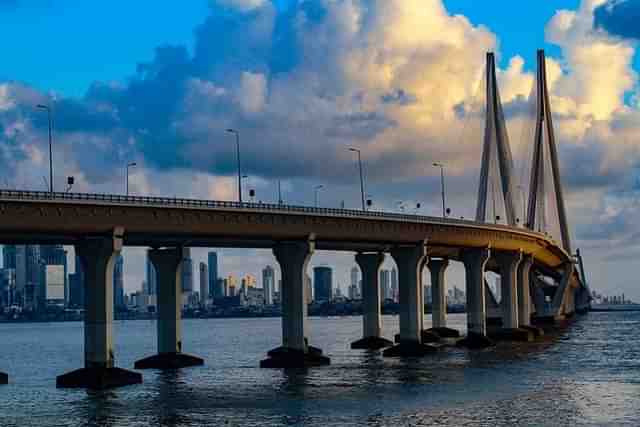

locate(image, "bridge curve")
(0, 190), (570, 269)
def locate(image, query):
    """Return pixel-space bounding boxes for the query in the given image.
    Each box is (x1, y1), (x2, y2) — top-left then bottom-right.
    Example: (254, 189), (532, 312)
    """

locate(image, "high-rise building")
(199, 262), (208, 305)
(24, 245), (41, 310)
(145, 251), (157, 295)
(313, 266), (332, 302)
(69, 254), (84, 308)
(0, 268), (16, 308)
(3, 245), (16, 270)
(380, 269), (391, 300)
(391, 268), (398, 302)
(113, 254), (125, 310)
(262, 265), (275, 305)
(208, 252), (220, 298)
(39, 245), (68, 308)
(181, 248), (193, 293)
(305, 273), (312, 305)
(350, 266), (359, 289)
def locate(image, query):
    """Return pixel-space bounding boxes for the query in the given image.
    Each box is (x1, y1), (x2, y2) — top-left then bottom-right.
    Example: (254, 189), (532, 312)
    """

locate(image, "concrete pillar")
(462, 248), (490, 335)
(135, 247), (203, 369)
(351, 253), (393, 349)
(261, 240), (329, 367)
(427, 259), (449, 329)
(384, 243), (435, 357)
(517, 256), (534, 326)
(494, 251), (523, 329)
(57, 229), (142, 389)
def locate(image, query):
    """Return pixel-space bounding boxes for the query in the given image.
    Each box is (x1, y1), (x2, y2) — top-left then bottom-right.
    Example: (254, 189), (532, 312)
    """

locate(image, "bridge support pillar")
(458, 248), (494, 348)
(261, 240), (330, 368)
(351, 253), (393, 350)
(384, 243), (436, 357)
(135, 248), (204, 370)
(492, 251), (533, 341)
(426, 259), (459, 338)
(57, 231), (142, 389)
(517, 256), (543, 337)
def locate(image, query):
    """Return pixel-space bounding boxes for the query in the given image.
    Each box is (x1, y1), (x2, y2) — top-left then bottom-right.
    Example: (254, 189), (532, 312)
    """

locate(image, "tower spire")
(476, 52), (518, 225)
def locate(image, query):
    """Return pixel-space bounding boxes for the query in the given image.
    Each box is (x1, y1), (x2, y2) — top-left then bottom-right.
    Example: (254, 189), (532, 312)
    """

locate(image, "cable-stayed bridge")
(0, 50), (590, 389)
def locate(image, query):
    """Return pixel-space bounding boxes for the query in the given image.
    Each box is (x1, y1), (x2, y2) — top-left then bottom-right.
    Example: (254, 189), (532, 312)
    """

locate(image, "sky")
(1, 0), (640, 299)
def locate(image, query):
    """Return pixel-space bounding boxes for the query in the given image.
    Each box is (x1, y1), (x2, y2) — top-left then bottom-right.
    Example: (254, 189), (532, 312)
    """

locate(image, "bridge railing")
(0, 189), (554, 240)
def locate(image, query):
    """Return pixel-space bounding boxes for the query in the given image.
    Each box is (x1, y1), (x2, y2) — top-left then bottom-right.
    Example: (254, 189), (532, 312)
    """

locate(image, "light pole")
(314, 185), (324, 208)
(433, 162), (446, 218)
(277, 180), (283, 205)
(348, 148), (366, 211)
(37, 104), (53, 194)
(126, 162), (137, 196)
(226, 129), (242, 203)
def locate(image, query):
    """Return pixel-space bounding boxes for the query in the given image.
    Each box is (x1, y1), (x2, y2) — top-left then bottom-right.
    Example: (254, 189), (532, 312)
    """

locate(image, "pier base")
(490, 328), (535, 342)
(521, 325), (545, 338)
(0, 372), (7, 385)
(260, 346), (330, 368)
(56, 367), (142, 390)
(383, 341), (440, 358)
(427, 327), (460, 338)
(351, 336), (394, 350)
(134, 352), (204, 370)
(456, 332), (495, 349)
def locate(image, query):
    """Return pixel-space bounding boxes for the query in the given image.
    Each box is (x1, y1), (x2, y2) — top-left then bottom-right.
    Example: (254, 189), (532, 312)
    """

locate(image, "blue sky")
(0, 0), (590, 98)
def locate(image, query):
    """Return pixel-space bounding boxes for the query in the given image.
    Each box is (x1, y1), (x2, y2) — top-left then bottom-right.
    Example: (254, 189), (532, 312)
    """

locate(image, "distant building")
(380, 269), (391, 300)
(145, 251), (157, 295)
(42, 264), (65, 307)
(242, 286), (265, 307)
(391, 268), (398, 302)
(262, 265), (275, 305)
(208, 252), (220, 298)
(3, 245), (16, 270)
(113, 254), (125, 310)
(305, 273), (312, 304)
(182, 248), (193, 293)
(0, 268), (16, 308)
(313, 266), (332, 302)
(39, 245), (67, 310)
(199, 262), (208, 306)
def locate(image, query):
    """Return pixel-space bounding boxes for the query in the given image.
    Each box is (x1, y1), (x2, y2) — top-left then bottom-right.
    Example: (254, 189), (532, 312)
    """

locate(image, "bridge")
(0, 50), (590, 389)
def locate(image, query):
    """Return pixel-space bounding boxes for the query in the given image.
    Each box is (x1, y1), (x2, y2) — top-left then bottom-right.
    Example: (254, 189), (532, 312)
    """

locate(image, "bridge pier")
(135, 248), (204, 370)
(517, 256), (543, 337)
(458, 248), (493, 348)
(384, 243), (435, 357)
(426, 259), (459, 338)
(492, 251), (533, 341)
(261, 240), (330, 368)
(57, 231), (142, 389)
(351, 253), (393, 350)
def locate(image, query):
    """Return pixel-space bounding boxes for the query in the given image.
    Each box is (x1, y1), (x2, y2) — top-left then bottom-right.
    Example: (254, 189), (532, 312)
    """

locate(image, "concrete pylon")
(384, 242), (436, 357)
(527, 49), (572, 253)
(426, 259), (460, 338)
(57, 229), (142, 389)
(458, 248), (494, 348)
(476, 52), (518, 226)
(261, 240), (330, 368)
(351, 253), (393, 350)
(135, 247), (204, 369)
(517, 256), (534, 327)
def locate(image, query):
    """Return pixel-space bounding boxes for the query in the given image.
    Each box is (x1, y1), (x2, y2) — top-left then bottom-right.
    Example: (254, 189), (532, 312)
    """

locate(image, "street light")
(348, 148), (366, 211)
(126, 162), (137, 196)
(314, 185), (324, 208)
(36, 104), (53, 194)
(433, 162), (446, 218)
(226, 129), (242, 203)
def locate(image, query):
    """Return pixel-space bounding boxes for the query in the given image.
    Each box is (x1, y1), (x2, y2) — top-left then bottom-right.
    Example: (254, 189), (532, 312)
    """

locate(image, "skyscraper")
(181, 248), (193, 293)
(262, 265), (275, 305)
(69, 254), (84, 308)
(208, 252), (220, 298)
(39, 245), (68, 308)
(145, 251), (157, 295)
(199, 262), (208, 305)
(313, 266), (332, 302)
(3, 245), (16, 270)
(380, 269), (391, 300)
(113, 254), (124, 310)
(391, 268), (398, 302)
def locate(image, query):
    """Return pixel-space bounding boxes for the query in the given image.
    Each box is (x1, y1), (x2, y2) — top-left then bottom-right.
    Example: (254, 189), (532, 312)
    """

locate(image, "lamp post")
(348, 148), (366, 211)
(126, 162), (137, 196)
(433, 162), (446, 218)
(226, 129), (242, 203)
(314, 185), (324, 208)
(37, 104), (53, 194)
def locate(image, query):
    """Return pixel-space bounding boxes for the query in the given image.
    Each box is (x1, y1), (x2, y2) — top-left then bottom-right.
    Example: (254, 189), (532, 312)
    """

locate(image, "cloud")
(594, 0), (640, 39)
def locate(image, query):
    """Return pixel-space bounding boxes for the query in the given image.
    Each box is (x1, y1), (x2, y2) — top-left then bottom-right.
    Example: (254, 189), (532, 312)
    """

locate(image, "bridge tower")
(476, 52), (518, 226)
(526, 50), (572, 254)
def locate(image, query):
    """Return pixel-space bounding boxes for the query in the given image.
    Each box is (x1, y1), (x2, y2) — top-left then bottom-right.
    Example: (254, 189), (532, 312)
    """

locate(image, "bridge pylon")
(526, 50), (572, 254)
(476, 52), (518, 226)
